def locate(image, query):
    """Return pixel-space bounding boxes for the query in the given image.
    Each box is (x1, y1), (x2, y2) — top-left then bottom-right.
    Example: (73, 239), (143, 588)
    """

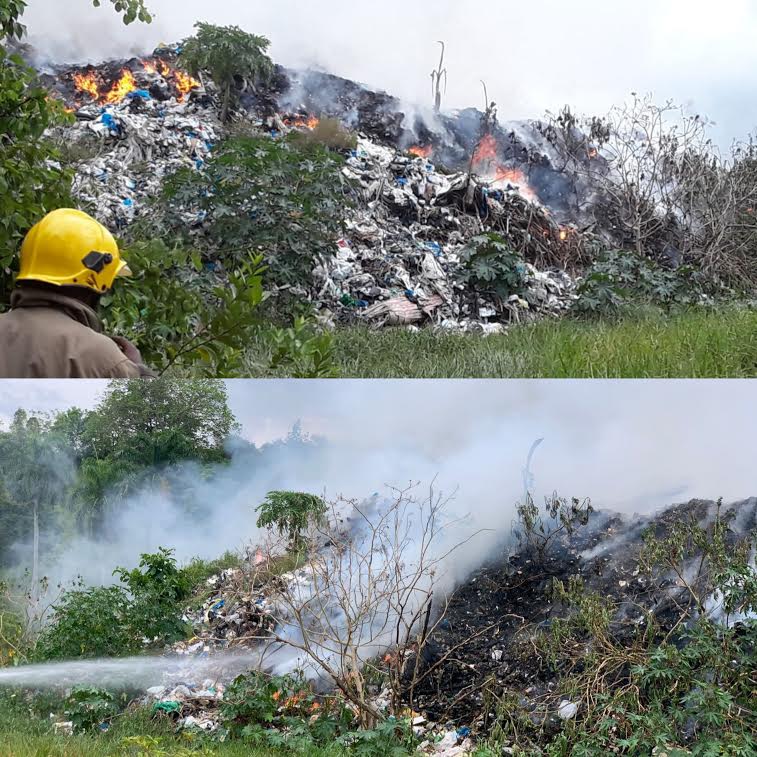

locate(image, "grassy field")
(294, 307), (757, 378)
(0, 698), (347, 757)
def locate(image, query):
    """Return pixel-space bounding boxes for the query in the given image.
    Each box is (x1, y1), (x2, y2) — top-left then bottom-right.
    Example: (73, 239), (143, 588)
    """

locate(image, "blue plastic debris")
(100, 113), (118, 132)
(404, 289), (417, 302)
(356, 299), (369, 308)
(424, 241), (443, 256)
(457, 727), (471, 738)
(396, 177), (408, 187)
(212, 599), (225, 611)
(122, 198), (133, 207)
(126, 89), (151, 100)
(439, 619), (452, 631)
(194, 158), (204, 169)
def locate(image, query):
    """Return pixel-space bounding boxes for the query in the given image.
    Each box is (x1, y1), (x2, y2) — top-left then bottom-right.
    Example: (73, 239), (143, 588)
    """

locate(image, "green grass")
(0, 695), (345, 756)
(256, 307), (757, 378)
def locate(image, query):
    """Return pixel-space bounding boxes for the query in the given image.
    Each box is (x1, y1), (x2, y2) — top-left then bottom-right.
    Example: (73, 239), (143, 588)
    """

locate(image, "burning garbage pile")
(39, 49), (612, 331)
(42, 53), (217, 231)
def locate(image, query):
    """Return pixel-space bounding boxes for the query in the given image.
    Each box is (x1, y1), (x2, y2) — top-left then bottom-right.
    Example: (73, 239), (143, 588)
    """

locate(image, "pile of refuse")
(315, 137), (578, 333)
(41, 50), (590, 333)
(58, 97), (220, 232)
(408, 497), (757, 729)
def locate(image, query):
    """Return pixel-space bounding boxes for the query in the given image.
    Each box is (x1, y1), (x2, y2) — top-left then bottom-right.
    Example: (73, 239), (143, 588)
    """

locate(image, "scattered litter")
(557, 700), (579, 720)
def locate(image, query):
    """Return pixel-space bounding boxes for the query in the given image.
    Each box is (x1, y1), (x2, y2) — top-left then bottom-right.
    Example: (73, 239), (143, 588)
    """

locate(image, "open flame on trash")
(283, 115), (320, 130)
(104, 70), (137, 105)
(472, 134), (540, 204)
(71, 60), (199, 106)
(174, 70), (201, 102)
(408, 145), (433, 159)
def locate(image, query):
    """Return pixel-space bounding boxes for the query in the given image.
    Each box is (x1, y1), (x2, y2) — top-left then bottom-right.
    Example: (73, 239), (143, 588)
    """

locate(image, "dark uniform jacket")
(0, 287), (142, 378)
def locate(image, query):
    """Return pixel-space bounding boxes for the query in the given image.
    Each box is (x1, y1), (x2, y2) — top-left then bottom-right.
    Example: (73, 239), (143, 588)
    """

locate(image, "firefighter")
(0, 208), (153, 378)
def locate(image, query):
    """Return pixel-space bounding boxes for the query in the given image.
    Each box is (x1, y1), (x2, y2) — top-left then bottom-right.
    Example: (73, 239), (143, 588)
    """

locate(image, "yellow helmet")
(17, 208), (131, 293)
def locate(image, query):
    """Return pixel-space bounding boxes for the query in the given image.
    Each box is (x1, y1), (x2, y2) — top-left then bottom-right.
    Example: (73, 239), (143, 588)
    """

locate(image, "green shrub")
(152, 135), (346, 291)
(64, 686), (120, 733)
(36, 548), (191, 660)
(573, 249), (707, 316)
(268, 316), (339, 378)
(35, 586), (137, 659)
(220, 671), (415, 756)
(255, 491), (328, 546)
(457, 232), (527, 302)
(102, 240), (266, 377)
(113, 547), (192, 644)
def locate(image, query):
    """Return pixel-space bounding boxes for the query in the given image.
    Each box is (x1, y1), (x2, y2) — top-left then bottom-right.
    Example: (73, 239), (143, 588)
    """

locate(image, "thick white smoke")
(22, 0), (757, 146)
(2, 379), (755, 592)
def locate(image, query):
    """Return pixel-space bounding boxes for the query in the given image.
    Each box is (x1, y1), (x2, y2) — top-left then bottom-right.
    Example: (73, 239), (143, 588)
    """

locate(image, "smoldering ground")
(22, 0), (757, 146)
(3, 380), (756, 593)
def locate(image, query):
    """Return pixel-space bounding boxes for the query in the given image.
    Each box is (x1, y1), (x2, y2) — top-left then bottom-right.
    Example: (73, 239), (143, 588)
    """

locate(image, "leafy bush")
(36, 549), (191, 660)
(220, 671), (415, 756)
(255, 491), (327, 546)
(152, 134), (347, 291)
(102, 240), (266, 376)
(35, 585), (137, 659)
(268, 316), (340, 378)
(457, 232), (527, 302)
(113, 547), (192, 643)
(64, 686), (120, 733)
(573, 249), (706, 316)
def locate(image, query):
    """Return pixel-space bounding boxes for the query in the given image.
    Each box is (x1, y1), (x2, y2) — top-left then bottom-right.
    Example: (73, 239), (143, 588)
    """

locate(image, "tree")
(156, 135), (346, 290)
(0, 411), (75, 608)
(255, 490), (327, 548)
(179, 22), (274, 123)
(81, 379), (239, 467)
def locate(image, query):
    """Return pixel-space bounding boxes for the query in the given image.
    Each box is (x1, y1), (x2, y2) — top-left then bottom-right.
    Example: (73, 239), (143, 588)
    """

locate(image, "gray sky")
(1, 380), (755, 510)
(25, 0), (757, 146)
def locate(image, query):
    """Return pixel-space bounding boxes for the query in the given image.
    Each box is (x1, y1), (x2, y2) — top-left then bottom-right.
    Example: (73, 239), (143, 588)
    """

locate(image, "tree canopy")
(0, 380), (237, 566)
(179, 22), (273, 122)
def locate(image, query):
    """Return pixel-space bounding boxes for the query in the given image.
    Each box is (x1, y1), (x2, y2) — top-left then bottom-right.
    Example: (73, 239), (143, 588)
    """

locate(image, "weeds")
(269, 307), (757, 378)
(486, 499), (757, 755)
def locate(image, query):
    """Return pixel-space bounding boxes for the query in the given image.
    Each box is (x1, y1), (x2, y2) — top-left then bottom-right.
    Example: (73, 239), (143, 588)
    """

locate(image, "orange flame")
(472, 133), (498, 166)
(141, 60), (158, 75)
(409, 145), (432, 159)
(559, 229), (568, 241)
(174, 69), (201, 102)
(285, 115), (320, 130)
(73, 72), (101, 100)
(103, 70), (137, 105)
(472, 134), (539, 204)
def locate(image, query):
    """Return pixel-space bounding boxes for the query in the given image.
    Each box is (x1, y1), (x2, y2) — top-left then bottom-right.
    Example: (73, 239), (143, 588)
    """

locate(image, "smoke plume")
(2, 379), (755, 592)
(23, 0), (757, 146)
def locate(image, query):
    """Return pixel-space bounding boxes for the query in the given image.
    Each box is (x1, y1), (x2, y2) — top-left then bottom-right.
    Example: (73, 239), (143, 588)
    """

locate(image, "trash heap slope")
(45, 51), (611, 332)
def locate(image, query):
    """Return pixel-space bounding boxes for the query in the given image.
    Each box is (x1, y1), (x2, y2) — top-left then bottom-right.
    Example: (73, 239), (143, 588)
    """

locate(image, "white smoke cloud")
(2, 379), (755, 591)
(22, 0), (757, 146)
